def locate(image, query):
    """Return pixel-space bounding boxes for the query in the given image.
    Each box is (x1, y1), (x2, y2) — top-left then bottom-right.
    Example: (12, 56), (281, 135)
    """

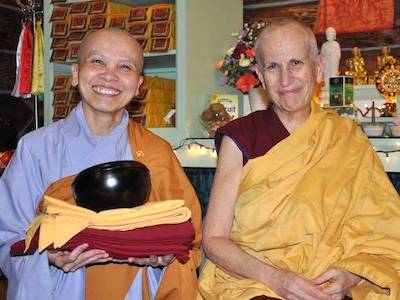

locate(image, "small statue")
(321, 27), (341, 88)
(376, 46), (396, 71)
(200, 103), (233, 138)
(345, 47), (368, 85)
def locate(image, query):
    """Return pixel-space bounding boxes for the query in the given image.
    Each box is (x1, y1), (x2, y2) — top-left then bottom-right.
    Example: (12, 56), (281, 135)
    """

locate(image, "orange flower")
(235, 73), (259, 94)
(245, 48), (256, 58)
(215, 59), (225, 70)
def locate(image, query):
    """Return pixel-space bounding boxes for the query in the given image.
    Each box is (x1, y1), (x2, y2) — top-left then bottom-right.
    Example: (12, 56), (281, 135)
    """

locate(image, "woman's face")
(256, 25), (322, 117)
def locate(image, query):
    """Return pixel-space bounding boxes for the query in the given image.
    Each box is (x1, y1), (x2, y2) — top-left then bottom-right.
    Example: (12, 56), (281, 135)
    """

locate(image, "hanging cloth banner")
(19, 22), (34, 96)
(11, 23), (25, 98)
(31, 20), (44, 95)
(314, 0), (394, 34)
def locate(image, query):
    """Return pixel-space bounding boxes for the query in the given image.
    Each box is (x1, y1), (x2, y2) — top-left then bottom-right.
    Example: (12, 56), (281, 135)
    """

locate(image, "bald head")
(255, 18), (318, 68)
(77, 29), (144, 73)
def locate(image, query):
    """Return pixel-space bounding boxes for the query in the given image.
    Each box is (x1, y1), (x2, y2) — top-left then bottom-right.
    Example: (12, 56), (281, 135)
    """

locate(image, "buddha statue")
(321, 27), (341, 88)
(377, 46), (396, 71)
(345, 47), (368, 85)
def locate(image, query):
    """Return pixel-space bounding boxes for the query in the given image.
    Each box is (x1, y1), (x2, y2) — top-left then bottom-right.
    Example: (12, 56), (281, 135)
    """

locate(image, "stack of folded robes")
(11, 196), (195, 263)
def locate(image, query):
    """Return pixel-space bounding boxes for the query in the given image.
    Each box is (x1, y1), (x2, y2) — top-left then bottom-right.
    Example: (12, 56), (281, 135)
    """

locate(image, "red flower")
(235, 73), (259, 94)
(245, 48), (256, 58)
(231, 42), (247, 60)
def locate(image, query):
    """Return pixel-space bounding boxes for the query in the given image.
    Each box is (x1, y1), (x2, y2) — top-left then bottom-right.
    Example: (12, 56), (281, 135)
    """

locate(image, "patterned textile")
(314, 0), (394, 34)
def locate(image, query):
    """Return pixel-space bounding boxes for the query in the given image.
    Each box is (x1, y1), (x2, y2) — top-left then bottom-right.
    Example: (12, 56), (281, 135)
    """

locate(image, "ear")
(135, 76), (144, 96)
(315, 55), (324, 83)
(255, 64), (266, 89)
(71, 63), (79, 87)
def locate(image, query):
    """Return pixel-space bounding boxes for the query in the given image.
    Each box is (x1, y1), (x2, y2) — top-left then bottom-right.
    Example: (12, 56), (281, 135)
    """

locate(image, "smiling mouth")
(279, 88), (300, 96)
(92, 85), (121, 96)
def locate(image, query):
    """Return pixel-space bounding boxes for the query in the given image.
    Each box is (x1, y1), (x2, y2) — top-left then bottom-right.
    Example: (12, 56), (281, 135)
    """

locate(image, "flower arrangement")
(216, 22), (266, 94)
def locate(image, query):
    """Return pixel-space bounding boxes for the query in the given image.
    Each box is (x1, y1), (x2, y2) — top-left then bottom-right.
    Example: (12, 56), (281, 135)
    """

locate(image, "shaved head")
(77, 29), (144, 73)
(255, 18), (318, 68)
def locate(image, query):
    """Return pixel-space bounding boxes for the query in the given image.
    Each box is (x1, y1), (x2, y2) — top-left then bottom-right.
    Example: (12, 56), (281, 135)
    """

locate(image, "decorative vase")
(248, 87), (268, 112)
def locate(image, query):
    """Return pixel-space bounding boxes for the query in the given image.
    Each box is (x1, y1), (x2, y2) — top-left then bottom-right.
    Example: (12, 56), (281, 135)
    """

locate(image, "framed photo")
(128, 7), (149, 22)
(53, 91), (69, 105)
(109, 16), (126, 30)
(53, 105), (69, 119)
(67, 31), (86, 41)
(70, 15), (88, 31)
(127, 22), (148, 36)
(50, 7), (69, 22)
(151, 22), (172, 38)
(89, 1), (107, 14)
(68, 43), (80, 61)
(51, 22), (68, 37)
(52, 75), (69, 90)
(51, 38), (68, 49)
(50, 49), (68, 62)
(151, 6), (173, 22)
(88, 15), (106, 30)
(149, 38), (170, 52)
(70, 2), (89, 14)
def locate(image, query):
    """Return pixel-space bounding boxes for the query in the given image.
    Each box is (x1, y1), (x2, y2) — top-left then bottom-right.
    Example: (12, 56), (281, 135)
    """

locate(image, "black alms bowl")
(72, 161), (151, 212)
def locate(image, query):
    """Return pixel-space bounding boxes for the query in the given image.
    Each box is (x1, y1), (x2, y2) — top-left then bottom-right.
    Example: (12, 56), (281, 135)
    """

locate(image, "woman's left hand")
(114, 254), (175, 267)
(312, 267), (362, 300)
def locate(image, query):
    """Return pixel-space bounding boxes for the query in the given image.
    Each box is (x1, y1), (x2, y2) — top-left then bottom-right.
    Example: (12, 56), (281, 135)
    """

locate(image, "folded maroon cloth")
(11, 221), (195, 263)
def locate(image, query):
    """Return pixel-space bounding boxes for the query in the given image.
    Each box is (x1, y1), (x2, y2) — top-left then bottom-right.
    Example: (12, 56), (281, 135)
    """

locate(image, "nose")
(100, 65), (118, 81)
(279, 67), (293, 87)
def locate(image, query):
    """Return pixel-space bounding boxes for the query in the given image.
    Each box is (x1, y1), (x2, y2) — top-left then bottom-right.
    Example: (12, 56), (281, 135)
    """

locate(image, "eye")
(265, 63), (278, 71)
(290, 59), (303, 67)
(91, 58), (104, 65)
(120, 64), (133, 71)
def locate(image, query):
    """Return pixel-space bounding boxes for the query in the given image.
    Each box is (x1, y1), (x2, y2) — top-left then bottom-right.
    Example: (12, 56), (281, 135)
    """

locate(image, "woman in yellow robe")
(199, 18), (400, 300)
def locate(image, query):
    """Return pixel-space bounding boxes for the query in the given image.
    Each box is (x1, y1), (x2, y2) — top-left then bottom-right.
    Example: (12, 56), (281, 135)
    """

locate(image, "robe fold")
(199, 103), (400, 299)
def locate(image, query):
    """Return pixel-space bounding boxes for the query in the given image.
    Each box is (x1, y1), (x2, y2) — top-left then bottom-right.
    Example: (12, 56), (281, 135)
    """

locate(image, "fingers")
(48, 244), (110, 272)
(126, 254), (175, 267)
(312, 268), (336, 285)
(68, 251), (111, 272)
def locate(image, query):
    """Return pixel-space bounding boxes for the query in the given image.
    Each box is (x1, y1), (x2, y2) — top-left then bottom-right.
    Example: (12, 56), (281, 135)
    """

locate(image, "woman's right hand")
(267, 268), (333, 300)
(48, 243), (112, 272)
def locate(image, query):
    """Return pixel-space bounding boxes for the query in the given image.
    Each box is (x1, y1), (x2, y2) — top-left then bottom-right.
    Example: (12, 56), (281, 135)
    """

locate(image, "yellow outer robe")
(44, 119), (202, 300)
(199, 104), (400, 299)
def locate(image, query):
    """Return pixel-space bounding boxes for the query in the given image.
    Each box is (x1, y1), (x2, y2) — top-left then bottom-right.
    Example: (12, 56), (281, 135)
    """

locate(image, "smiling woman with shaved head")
(0, 29), (202, 300)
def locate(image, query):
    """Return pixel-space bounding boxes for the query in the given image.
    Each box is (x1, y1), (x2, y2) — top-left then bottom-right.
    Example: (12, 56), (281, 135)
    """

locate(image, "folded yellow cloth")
(25, 196), (191, 252)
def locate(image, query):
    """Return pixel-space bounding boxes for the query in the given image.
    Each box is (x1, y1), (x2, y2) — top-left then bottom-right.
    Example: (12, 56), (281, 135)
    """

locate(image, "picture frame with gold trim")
(89, 1), (108, 14)
(53, 105), (69, 119)
(50, 7), (69, 22)
(67, 31), (86, 42)
(68, 43), (80, 61)
(88, 15), (107, 30)
(127, 22), (149, 36)
(53, 91), (69, 105)
(150, 22), (174, 38)
(70, 2), (89, 14)
(70, 15), (88, 31)
(109, 16), (127, 30)
(50, 49), (68, 62)
(51, 38), (68, 49)
(52, 75), (70, 90)
(51, 22), (68, 37)
(148, 38), (171, 52)
(128, 7), (150, 22)
(151, 5), (175, 22)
